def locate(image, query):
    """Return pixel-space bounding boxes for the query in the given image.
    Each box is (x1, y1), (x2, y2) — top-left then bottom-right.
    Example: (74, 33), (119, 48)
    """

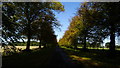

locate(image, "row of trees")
(2, 2), (64, 51)
(59, 2), (120, 51)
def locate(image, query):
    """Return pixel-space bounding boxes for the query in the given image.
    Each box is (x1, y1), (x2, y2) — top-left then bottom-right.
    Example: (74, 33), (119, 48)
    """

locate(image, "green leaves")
(2, 2), (21, 45)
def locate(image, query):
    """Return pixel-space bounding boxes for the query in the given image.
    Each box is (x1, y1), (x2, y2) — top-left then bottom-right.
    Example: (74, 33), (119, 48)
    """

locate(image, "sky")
(54, 2), (81, 41)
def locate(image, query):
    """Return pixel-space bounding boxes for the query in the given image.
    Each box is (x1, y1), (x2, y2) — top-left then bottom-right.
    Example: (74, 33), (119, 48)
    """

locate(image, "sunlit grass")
(69, 55), (103, 68)
(16, 46), (40, 50)
(0, 46), (41, 53)
(77, 46), (120, 50)
(70, 55), (91, 61)
(77, 46), (109, 50)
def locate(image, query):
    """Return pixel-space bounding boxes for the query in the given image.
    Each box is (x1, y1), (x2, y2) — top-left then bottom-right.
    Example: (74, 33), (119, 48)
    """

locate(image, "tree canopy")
(2, 2), (64, 50)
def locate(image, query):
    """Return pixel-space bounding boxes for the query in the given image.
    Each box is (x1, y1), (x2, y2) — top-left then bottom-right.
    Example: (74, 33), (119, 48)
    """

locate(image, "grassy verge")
(60, 46), (120, 68)
(77, 46), (120, 50)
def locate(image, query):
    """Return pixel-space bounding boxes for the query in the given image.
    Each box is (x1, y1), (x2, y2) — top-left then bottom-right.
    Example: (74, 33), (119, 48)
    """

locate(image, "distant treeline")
(62, 42), (120, 49)
(10, 41), (39, 46)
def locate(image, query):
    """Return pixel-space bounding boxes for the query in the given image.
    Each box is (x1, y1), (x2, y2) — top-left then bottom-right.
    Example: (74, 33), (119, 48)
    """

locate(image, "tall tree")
(78, 2), (94, 50)
(104, 2), (120, 51)
(13, 2), (64, 50)
(91, 2), (120, 51)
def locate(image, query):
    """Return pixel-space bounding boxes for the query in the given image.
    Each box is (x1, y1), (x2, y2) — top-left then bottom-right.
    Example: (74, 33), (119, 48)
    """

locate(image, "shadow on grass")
(61, 46), (120, 68)
(2, 47), (56, 68)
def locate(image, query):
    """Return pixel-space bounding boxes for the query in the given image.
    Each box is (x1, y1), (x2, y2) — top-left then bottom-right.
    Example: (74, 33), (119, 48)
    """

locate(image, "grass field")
(0, 46), (40, 53)
(1, 46), (119, 53)
(16, 46), (39, 50)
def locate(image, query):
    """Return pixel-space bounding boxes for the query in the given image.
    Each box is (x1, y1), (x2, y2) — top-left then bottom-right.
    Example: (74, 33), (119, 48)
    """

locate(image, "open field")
(16, 46), (39, 50)
(0, 46), (39, 53)
(1, 46), (120, 53)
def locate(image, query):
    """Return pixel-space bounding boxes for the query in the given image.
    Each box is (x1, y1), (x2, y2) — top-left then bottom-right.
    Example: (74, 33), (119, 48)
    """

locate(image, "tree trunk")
(44, 43), (47, 48)
(26, 3), (31, 51)
(109, 24), (115, 51)
(26, 20), (31, 50)
(26, 30), (30, 50)
(74, 44), (77, 49)
(39, 39), (42, 49)
(83, 35), (87, 50)
(73, 39), (77, 49)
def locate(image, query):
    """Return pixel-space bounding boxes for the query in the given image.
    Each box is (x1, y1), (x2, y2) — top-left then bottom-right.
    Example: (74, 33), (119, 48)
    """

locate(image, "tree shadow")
(62, 47), (120, 68)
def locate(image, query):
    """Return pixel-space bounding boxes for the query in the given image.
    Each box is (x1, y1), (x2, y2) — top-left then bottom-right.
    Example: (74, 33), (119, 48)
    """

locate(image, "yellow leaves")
(50, 2), (64, 12)
(6, 3), (15, 8)
(59, 15), (83, 46)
